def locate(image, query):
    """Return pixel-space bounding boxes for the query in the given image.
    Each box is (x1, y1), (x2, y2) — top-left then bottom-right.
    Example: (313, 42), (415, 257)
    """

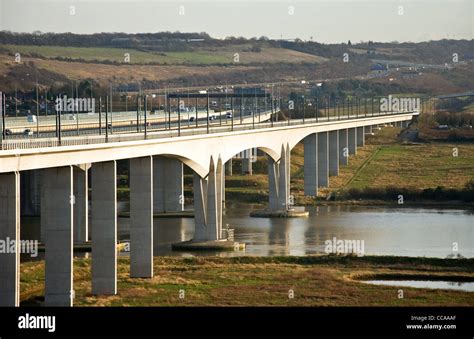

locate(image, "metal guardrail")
(0, 109), (416, 151)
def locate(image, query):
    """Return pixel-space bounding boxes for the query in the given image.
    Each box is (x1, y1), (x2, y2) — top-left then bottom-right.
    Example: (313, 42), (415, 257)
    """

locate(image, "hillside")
(0, 31), (473, 96)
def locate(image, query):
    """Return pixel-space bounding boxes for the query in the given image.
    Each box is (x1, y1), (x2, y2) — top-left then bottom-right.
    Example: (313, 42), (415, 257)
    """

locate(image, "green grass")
(20, 256), (474, 307)
(2, 44), (231, 65)
(1, 44), (326, 65)
(348, 143), (474, 190)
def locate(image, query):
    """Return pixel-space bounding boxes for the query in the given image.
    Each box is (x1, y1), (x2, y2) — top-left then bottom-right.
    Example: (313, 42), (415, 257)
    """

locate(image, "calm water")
(21, 203), (474, 259)
(362, 280), (474, 292)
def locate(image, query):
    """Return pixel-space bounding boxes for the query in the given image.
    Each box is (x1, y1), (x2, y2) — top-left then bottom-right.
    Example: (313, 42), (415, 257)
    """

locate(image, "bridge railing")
(0, 109), (416, 151)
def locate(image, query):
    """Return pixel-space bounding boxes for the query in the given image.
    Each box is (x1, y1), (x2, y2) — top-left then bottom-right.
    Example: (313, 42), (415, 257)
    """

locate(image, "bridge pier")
(365, 125), (373, 135)
(130, 157), (153, 278)
(43, 166), (74, 307)
(0, 172), (20, 306)
(20, 170), (41, 217)
(267, 145), (289, 209)
(329, 130), (339, 176)
(348, 128), (357, 155)
(153, 156), (184, 213)
(193, 157), (223, 241)
(252, 144), (307, 217)
(339, 128), (349, 166)
(317, 132), (329, 188)
(304, 134), (318, 196)
(40, 165), (89, 244)
(242, 149), (253, 175)
(356, 127), (365, 147)
(91, 161), (117, 295)
(73, 165), (89, 244)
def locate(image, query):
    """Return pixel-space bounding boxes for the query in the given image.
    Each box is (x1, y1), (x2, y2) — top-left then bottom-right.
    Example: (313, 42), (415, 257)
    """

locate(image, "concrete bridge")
(0, 105), (417, 306)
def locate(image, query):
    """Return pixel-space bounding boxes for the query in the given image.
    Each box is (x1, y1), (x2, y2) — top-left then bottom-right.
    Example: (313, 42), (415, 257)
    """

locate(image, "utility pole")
(136, 93), (140, 132)
(206, 93), (210, 133)
(14, 85), (18, 117)
(36, 82), (39, 137)
(144, 95), (148, 139)
(45, 89), (48, 116)
(105, 96), (109, 142)
(177, 96), (181, 136)
(1, 92), (4, 144)
(76, 80), (79, 135)
(58, 96), (62, 145)
(110, 84), (113, 128)
(99, 97), (102, 135)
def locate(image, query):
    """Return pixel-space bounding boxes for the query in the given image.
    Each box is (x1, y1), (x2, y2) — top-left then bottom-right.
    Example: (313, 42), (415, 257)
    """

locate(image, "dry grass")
(20, 256), (474, 307)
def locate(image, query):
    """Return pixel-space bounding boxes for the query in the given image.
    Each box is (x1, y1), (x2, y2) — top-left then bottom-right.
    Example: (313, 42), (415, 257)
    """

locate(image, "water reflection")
(19, 203), (474, 260)
(362, 280), (474, 292)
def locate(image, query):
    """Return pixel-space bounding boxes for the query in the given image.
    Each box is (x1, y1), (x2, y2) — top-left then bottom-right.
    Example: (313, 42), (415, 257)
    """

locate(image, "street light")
(302, 95), (305, 123)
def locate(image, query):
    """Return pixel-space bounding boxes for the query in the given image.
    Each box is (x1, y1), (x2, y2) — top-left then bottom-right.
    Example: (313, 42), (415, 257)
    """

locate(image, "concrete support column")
(193, 174), (208, 241)
(338, 128), (349, 166)
(43, 166), (74, 307)
(0, 172), (20, 306)
(153, 157), (183, 213)
(73, 165), (89, 244)
(130, 157), (153, 278)
(278, 145), (289, 209)
(268, 156), (280, 209)
(192, 157), (224, 241)
(20, 170), (41, 217)
(242, 149), (253, 175)
(348, 128), (357, 155)
(329, 130), (339, 176)
(356, 126), (365, 147)
(222, 163), (226, 208)
(317, 132), (329, 187)
(303, 134), (318, 196)
(268, 145), (290, 210)
(91, 161), (117, 295)
(206, 157), (223, 241)
(365, 125), (373, 135)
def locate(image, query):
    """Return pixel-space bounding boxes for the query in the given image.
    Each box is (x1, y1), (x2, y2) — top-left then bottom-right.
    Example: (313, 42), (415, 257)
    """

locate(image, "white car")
(23, 129), (33, 136)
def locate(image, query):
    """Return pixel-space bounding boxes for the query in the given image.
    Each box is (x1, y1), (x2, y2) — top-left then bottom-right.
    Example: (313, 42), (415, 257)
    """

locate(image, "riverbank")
(20, 256), (474, 307)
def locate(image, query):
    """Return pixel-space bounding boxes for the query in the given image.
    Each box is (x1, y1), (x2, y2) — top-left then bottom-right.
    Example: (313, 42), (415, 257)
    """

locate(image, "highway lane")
(2, 109), (272, 139)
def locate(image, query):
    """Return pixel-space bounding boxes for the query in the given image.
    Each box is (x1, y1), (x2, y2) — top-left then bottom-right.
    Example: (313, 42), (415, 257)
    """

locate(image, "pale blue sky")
(0, 0), (472, 43)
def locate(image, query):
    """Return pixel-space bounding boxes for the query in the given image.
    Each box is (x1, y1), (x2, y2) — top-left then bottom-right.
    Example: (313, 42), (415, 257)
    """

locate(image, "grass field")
(1, 44), (327, 65)
(20, 256), (474, 306)
(0, 54), (256, 83)
(346, 128), (474, 190)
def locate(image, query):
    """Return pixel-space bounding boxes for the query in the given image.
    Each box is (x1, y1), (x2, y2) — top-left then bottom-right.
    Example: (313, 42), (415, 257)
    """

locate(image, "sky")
(0, 0), (472, 43)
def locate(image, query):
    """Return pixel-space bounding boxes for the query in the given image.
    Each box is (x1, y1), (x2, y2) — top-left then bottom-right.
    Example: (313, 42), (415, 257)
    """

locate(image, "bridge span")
(0, 108), (418, 306)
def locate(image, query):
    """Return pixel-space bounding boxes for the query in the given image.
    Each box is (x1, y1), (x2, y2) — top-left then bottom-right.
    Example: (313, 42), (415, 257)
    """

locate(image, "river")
(21, 203), (474, 259)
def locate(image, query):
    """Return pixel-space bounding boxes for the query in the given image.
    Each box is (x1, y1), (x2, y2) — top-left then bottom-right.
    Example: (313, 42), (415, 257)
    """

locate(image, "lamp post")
(144, 95), (148, 139)
(151, 94), (156, 131)
(302, 95), (305, 124)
